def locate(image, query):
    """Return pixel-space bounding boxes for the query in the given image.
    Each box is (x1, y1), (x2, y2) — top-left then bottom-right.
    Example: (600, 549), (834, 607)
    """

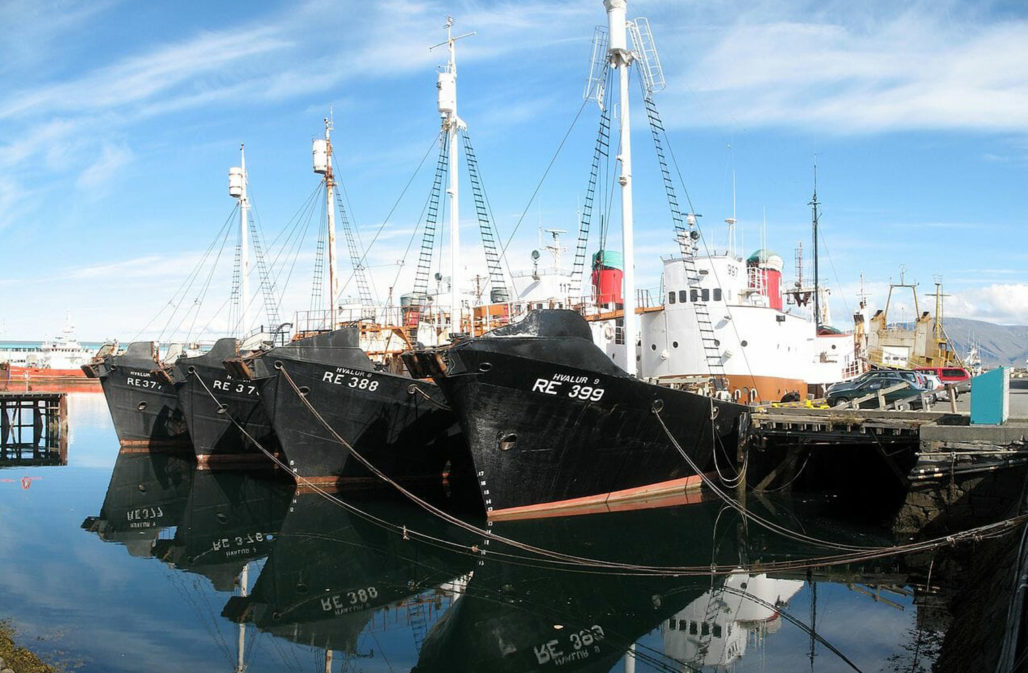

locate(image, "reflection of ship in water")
(152, 469), (294, 591)
(413, 501), (745, 673)
(223, 491), (478, 660)
(663, 570), (804, 668)
(81, 452), (195, 557)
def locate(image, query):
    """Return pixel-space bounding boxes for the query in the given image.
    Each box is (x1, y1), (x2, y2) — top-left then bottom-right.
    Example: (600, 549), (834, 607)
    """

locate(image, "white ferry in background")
(0, 316), (101, 391)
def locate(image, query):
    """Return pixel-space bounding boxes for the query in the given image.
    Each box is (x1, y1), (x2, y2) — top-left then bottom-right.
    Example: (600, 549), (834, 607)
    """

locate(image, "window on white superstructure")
(713, 289), (722, 301)
(668, 292), (676, 304)
(701, 289), (710, 302)
(679, 290), (687, 303)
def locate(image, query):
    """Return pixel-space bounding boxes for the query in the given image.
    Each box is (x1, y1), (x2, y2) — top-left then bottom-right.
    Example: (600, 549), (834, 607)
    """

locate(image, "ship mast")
(324, 118), (339, 329)
(432, 17), (472, 337)
(605, 0), (637, 376)
(229, 145), (250, 333)
(809, 163), (820, 331)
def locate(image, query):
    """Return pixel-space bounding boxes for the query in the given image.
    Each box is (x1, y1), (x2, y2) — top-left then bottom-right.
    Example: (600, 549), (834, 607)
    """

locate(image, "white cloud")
(76, 143), (134, 193)
(947, 283), (1028, 325)
(661, 6), (1028, 133)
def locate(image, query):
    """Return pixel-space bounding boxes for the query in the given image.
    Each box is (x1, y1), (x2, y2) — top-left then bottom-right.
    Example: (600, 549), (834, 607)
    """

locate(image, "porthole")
(216, 404), (229, 415)
(672, 341), (679, 348)
(651, 344), (657, 351)
(478, 362), (493, 372)
(298, 386), (310, 396)
(137, 401), (148, 411)
(741, 340), (748, 347)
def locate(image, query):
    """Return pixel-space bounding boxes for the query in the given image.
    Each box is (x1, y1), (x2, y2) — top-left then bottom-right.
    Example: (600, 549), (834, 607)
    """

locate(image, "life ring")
(21, 476), (33, 490)
(603, 323), (615, 340)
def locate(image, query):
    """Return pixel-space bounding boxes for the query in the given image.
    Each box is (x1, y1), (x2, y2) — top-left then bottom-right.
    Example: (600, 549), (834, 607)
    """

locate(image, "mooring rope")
(189, 367), (1028, 577)
(652, 405), (1027, 555)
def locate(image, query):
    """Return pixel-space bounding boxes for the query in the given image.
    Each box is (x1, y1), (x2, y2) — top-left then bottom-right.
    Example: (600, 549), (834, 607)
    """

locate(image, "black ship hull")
(87, 342), (191, 452)
(173, 338), (278, 469)
(257, 353), (464, 496)
(406, 310), (749, 520)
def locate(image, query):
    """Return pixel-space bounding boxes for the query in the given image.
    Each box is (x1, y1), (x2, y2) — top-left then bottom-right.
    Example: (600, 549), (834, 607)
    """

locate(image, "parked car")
(827, 369), (928, 395)
(915, 366), (972, 393)
(826, 374), (927, 409)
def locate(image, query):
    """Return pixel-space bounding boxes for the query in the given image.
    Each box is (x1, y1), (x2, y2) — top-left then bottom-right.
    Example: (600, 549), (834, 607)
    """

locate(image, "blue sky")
(1, 0), (1026, 341)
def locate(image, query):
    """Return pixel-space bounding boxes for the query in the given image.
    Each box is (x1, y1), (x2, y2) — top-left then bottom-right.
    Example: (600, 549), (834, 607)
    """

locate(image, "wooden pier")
(0, 391), (68, 466)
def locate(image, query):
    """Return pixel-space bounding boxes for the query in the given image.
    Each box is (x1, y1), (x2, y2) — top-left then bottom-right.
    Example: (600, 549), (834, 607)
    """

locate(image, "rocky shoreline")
(0, 621), (56, 673)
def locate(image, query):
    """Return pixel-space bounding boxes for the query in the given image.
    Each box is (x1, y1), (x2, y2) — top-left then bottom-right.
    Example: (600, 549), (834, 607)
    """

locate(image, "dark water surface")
(0, 393), (1020, 672)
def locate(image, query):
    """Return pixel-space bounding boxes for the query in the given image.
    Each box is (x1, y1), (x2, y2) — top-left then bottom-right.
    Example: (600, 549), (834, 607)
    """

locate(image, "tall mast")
(605, 0), (637, 376)
(324, 118), (339, 329)
(433, 17), (471, 336)
(809, 163), (820, 330)
(229, 145), (250, 333)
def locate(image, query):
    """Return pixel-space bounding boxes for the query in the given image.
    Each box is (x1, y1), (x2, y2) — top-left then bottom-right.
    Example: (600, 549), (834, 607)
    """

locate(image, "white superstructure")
(639, 245), (862, 402)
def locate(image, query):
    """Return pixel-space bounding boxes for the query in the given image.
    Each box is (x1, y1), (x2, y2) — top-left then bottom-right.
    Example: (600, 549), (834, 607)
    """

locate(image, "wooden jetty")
(0, 391), (68, 466)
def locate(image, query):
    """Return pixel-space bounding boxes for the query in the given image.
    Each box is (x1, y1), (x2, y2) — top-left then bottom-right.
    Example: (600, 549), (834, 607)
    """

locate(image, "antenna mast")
(809, 162), (821, 330)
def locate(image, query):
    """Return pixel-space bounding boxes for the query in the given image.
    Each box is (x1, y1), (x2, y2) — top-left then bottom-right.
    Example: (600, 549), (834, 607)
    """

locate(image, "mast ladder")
(309, 231), (326, 315)
(248, 217), (281, 330)
(459, 127), (509, 301)
(571, 76), (613, 285)
(411, 136), (449, 306)
(642, 95), (726, 385)
(230, 242), (242, 330)
(334, 191), (376, 319)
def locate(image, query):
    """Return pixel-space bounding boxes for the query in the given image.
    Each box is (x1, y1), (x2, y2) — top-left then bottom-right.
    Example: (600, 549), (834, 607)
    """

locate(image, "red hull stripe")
(487, 473), (709, 522)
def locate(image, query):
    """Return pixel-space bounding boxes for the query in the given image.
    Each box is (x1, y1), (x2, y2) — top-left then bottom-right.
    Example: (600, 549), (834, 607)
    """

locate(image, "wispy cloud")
(659, 3), (1028, 133)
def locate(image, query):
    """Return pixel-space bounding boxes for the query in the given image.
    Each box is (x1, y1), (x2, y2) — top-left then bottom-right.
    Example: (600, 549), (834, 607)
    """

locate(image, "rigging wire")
(500, 98), (591, 272)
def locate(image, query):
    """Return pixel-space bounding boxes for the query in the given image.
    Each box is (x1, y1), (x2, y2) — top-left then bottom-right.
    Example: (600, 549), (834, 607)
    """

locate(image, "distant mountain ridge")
(941, 317), (1028, 368)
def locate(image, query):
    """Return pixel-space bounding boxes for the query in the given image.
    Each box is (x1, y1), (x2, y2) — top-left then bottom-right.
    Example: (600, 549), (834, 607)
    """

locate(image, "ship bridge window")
(668, 291), (676, 304)
(713, 288), (722, 301)
(679, 290), (688, 303)
(701, 288), (710, 301)
(690, 289), (699, 302)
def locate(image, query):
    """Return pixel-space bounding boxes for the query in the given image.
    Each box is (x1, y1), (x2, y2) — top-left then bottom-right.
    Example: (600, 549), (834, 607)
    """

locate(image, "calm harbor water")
(0, 393), (1022, 672)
